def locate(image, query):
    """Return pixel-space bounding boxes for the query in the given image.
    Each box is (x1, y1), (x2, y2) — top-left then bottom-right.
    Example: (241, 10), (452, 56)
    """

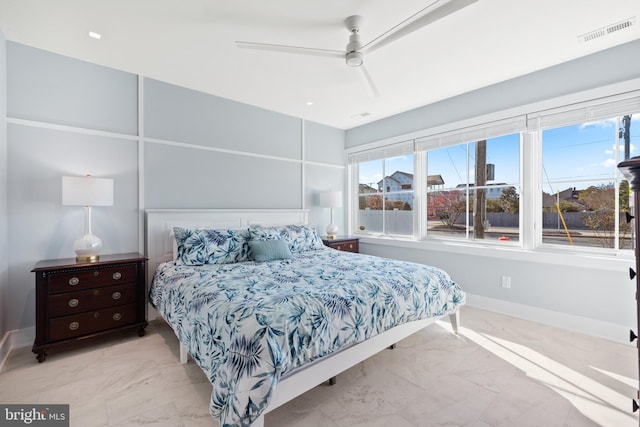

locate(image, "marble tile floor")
(1, 306), (638, 427)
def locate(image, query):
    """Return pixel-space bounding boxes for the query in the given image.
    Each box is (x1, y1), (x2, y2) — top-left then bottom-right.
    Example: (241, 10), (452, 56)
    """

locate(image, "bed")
(146, 209), (466, 427)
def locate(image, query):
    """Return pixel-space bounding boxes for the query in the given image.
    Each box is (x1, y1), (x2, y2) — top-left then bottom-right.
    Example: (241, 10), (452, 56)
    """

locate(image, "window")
(348, 92), (640, 255)
(540, 114), (638, 249)
(424, 133), (521, 242)
(356, 154), (415, 236)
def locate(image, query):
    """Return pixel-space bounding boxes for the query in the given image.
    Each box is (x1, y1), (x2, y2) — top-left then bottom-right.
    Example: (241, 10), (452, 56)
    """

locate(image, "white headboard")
(145, 209), (309, 286)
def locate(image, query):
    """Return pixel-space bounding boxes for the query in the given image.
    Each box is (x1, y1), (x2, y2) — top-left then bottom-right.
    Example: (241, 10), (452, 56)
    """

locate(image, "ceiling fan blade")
(356, 64), (379, 98)
(362, 0), (478, 54)
(236, 41), (344, 59)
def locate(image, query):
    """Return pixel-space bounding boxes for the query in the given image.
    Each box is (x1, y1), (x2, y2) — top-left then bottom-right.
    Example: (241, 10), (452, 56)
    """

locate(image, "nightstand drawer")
(48, 264), (137, 294)
(48, 283), (137, 316)
(48, 303), (137, 341)
(331, 241), (359, 252)
(322, 237), (360, 253)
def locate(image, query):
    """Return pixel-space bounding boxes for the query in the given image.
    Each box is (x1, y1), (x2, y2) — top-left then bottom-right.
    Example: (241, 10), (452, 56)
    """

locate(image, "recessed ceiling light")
(88, 31), (102, 40)
(305, 101), (313, 106)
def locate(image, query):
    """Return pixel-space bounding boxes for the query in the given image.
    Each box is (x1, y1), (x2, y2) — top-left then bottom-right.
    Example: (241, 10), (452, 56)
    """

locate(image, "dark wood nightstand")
(31, 252), (148, 362)
(322, 236), (360, 253)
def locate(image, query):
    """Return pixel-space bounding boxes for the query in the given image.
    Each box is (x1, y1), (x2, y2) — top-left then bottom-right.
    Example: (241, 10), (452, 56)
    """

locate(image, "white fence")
(358, 210), (625, 235)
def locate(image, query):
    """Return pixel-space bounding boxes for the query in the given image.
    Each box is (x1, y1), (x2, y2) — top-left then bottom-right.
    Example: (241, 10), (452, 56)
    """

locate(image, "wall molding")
(0, 326), (34, 372)
(6, 117), (139, 141)
(6, 116), (345, 170)
(466, 293), (632, 346)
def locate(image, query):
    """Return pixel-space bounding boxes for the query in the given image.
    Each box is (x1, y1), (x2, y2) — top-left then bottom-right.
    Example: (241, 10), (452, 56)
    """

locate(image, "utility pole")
(622, 115), (632, 160)
(474, 140), (487, 239)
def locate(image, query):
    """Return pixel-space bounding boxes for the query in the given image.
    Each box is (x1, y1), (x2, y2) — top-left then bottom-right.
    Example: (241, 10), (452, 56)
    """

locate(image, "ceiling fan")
(235, 0), (478, 98)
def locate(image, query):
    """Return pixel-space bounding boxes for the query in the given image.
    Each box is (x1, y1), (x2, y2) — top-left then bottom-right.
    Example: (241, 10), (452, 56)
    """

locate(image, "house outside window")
(351, 142), (414, 236)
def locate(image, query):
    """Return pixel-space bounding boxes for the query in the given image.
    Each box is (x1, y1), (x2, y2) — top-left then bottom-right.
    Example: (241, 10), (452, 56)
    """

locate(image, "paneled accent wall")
(2, 42), (345, 333)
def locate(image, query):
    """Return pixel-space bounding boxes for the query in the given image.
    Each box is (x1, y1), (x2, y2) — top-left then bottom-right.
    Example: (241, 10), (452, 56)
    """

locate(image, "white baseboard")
(0, 326), (34, 372)
(466, 293), (632, 345)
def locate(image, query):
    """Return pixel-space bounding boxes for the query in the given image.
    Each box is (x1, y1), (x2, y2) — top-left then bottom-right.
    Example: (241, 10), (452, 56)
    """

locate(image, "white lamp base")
(326, 223), (338, 239)
(73, 233), (102, 262)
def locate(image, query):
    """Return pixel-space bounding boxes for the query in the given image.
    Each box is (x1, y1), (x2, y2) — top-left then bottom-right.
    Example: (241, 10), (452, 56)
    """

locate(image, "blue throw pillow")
(248, 239), (293, 262)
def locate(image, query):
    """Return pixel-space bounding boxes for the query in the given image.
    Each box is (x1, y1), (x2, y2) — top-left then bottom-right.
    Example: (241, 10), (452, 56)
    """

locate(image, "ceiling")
(0, 0), (639, 130)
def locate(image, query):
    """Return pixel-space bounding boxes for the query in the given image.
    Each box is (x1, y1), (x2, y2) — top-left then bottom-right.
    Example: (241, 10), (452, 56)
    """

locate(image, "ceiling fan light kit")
(346, 51), (363, 67)
(235, 0), (478, 97)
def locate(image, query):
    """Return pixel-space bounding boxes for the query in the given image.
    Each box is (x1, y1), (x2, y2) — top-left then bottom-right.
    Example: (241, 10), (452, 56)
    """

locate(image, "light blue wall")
(3, 42), (345, 333)
(144, 142), (303, 209)
(8, 44), (138, 135)
(0, 31), (8, 341)
(143, 78), (303, 210)
(6, 42), (140, 332)
(144, 78), (302, 159)
(345, 39), (640, 338)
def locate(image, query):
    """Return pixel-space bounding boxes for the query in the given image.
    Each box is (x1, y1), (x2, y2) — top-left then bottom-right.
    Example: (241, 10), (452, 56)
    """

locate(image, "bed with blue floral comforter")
(149, 247), (465, 426)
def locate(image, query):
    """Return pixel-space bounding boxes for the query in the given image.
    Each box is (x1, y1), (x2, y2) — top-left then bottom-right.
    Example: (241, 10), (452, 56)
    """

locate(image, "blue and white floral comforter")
(149, 248), (465, 427)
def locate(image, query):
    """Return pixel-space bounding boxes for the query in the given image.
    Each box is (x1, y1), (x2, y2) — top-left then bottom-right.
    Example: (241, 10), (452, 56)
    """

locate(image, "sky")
(358, 114), (639, 193)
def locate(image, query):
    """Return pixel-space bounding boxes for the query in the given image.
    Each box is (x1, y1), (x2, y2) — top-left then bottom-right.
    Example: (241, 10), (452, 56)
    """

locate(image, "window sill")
(356, 234), (634, 272)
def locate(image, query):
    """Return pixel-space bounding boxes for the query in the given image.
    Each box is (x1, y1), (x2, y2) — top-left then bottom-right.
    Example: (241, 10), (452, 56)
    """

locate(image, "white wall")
(3, 42), (345, 336)
(346, 39), (640, 342)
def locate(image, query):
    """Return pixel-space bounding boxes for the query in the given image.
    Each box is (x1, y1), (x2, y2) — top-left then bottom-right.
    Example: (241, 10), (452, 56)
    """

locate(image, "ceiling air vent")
(578, 17), (636, 43)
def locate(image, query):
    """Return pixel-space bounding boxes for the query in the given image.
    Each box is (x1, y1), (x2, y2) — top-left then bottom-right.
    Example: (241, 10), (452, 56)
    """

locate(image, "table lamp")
(320, 191), (343, 239)
(62, 175), (114, 261)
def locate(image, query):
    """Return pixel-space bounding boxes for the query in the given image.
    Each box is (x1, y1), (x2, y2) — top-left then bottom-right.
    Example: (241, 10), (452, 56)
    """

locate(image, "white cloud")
(602, 158), (616, 168)
(580, 118), (615, 130)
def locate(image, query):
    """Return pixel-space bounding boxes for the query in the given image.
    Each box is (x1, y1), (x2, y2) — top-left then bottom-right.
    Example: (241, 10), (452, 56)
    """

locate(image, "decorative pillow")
(248, 239), (293, 262)
(173, 227), (250, 265)
(249, 224), (324, 252)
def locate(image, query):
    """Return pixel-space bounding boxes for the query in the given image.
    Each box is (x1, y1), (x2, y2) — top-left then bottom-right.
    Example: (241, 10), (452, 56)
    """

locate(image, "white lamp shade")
(319, 191), (343, 208)
(62, 176), (114, 206)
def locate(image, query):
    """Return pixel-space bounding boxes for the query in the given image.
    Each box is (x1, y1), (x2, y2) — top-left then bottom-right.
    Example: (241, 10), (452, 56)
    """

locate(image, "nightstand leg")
(137, 325), (147, 337)
(36, 351), (47, 363)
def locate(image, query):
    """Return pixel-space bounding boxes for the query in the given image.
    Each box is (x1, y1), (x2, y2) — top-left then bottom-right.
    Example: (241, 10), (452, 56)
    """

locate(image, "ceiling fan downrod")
(345, 15), (363, 67)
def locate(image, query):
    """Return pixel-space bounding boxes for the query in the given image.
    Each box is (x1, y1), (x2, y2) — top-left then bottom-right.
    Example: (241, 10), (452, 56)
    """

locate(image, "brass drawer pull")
(94, 312), (100, 318)
(112, 292), (122, 300)
(68, 298), (79, 308)
(69, 277), (79, 286)
(69, 322), (79, 331)
(113, 313), (122, 321)
(113, 272), (122, 280)
(349, 244), (353, 249)
(93, 290), (100, 296)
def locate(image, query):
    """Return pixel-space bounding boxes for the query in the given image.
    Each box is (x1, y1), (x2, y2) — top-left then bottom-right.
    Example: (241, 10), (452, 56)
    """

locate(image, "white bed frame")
(145, 209), (459, 427)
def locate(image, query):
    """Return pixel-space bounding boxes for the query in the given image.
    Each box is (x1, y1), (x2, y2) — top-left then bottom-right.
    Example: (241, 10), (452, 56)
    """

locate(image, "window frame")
(347, 90), (640, 259)
(349, 141), (415, 237)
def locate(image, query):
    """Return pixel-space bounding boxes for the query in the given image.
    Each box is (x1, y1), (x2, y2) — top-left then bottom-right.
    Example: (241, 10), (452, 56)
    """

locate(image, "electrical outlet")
(501, 276), (511, 288)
